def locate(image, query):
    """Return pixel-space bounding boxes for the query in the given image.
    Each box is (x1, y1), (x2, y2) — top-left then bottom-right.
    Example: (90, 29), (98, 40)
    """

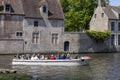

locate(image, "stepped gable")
(0, 0), (24, 15)
(103, 6), (120, 19)
(22, 0), (64, 19)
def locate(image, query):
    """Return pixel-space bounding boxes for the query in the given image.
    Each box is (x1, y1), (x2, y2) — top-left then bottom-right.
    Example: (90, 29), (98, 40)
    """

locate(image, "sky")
(109, 0), (120, 6)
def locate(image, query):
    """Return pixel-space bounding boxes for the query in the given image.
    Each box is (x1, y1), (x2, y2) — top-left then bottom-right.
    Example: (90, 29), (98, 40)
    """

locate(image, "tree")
(60, 0), (109, 32)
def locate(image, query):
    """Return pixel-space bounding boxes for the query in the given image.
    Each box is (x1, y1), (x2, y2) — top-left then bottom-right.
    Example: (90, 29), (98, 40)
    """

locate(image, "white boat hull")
(12, 59), (91, 66)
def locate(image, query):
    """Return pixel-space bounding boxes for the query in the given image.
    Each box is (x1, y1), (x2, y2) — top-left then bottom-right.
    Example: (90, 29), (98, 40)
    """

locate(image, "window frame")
(5, 4), (13, 13)
(118, 35), (120, 45)
(34, 21), (38, 27)
(118, 22), (120, 31)
(111, 22), (115, 31)
(111, 34), (115, 46)
(15, 31), (23, 37)
(32, 32), (40, 44)
(94, 14), (97, 18)
(101, 13), (104, 17)
(43, 5), (46, 13)
(52, 33), (58, 44)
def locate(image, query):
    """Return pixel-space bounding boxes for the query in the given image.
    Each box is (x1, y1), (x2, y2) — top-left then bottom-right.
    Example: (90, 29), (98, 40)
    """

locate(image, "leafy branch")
(85, 30), (110, 42)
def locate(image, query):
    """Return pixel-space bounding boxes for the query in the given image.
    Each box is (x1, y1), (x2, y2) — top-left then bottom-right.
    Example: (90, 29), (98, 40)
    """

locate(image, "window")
(5, 4), (13, 13)
(43, 5), (46, 13)
(64, 41), (69, 51)
(119, 14), (120, 19)
(118, 22), (120, 31)
(118, 35), (120, 45)
(94, 14), (97, 18)
(101, 13), (104, 17)
(52, 33), (58, 44)
(111, 22), (115, 31)
(32, 32), (39, 44)
(24, 41), (27, 44)
(0, 5), (4, 11)
(111, 34), (115, 45)
(16, 32), (22, 37)
(34, 21), (38, 27)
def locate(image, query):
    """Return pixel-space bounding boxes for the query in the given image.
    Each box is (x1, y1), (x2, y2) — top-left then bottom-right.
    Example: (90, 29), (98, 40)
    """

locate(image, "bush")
(85, 30), (110, 42)
(0, 74), (30, 80)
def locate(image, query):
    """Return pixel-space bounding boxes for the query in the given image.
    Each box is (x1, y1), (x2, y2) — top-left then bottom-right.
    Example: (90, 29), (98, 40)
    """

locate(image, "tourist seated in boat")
(66, 53), (71, 59)
(40, 55), (45, 60)
(20, 54), (26, 60)
(50, 54), (55, 60)
(31, 54), (39, 60)
(45, 55), (49, 60)
(37, 54), (41, 59)
(14, 54), (21, 59)
(25, 54), (31, 60)
(55, 54), (60, 60)
(60, 54), (66, 59)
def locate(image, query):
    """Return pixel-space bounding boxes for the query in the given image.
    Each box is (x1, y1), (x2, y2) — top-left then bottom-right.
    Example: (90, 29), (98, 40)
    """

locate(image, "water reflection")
(13, 65), (92, 80)
(0, 53), (120, 80)
(89, 53), (120, 80)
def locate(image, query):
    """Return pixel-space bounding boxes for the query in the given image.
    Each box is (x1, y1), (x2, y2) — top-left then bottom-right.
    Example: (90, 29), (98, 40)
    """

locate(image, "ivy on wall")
(85, 30), (110, 42)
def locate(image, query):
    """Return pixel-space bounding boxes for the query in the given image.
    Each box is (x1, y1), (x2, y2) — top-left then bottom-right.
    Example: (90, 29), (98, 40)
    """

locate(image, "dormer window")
(119, 14), (120, 19)
(94, 14), (97, 18)
(43, 5), (46, 13)
(101, 13), (104, 17)
(6, 4), (11, 12)
(5, 4), (14, 13)
(0, 5), (4, 11)
(34, 21), (38, 27)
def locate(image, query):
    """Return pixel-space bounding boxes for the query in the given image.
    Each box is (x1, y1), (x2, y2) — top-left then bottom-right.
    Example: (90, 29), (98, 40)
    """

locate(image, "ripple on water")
(0, 53), (120, 80)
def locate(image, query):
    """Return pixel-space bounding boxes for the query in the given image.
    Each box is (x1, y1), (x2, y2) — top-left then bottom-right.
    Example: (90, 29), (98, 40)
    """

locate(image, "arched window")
(64, 41), (69, 51)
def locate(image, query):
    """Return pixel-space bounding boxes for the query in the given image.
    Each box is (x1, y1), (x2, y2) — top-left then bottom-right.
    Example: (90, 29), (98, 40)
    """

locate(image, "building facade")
(0, 0), (117, 54)
(90, 0), (120, 51)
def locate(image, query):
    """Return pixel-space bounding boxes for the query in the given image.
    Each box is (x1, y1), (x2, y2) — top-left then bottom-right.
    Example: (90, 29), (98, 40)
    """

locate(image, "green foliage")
(60, 0), (109, 32)
(0, 74), (29, 80)
(86, 30), (110, 42)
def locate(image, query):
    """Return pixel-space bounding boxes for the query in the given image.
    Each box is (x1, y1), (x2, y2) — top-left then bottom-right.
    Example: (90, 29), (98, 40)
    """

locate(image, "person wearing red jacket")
(50, 54), (55, 60)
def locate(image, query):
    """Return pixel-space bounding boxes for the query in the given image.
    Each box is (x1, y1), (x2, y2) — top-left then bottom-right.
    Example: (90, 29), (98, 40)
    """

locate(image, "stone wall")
(0, 15), (23, 39)
(90, 6), (109, 31)
(0, 33), (113, 54)
(23, 18), (64, 53)
(0, 39), (24, 54)
(63, 32), (110, 53)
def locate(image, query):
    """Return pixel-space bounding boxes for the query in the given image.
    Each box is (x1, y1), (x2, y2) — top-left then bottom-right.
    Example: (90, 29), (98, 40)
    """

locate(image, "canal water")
(0, 53), (120, 80)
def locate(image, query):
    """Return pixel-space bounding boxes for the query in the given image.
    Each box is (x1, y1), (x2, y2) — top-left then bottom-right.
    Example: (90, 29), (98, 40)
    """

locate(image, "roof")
(23, 0), (64, 19)
(46, 0), (64, 19)
(22, 0), (41, 18)
(0, 0), (24, 15)
(103, 6), (120, 19)
(0, 0), (64, 19)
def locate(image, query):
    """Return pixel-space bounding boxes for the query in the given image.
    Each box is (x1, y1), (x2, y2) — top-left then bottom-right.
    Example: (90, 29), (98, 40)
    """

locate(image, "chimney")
(98, 0), (104, 7)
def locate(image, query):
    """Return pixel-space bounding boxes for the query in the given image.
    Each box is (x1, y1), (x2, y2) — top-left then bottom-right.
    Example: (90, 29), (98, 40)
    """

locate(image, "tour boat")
(12, 56), (92, 66)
